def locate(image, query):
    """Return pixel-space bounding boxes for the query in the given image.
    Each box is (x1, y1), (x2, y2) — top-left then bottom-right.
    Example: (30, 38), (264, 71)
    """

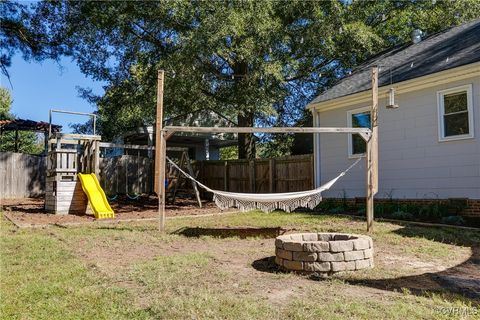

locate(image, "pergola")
(0, 118), (62, 152)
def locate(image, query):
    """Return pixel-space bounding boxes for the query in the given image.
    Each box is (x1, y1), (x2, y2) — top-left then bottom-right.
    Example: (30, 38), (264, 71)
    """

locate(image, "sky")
(0, 54), (105, 133)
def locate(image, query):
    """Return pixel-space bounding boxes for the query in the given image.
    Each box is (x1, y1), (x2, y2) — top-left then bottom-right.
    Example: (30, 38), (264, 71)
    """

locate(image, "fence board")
(194, 154), (313, 195)
(1, 151), (313, 199)
(0, 152), (46, 199)
(99, 155), (154, 196)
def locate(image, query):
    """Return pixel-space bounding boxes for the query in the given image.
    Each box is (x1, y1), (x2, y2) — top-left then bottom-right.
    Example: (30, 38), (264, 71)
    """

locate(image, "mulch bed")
(1, 196), (234, 228)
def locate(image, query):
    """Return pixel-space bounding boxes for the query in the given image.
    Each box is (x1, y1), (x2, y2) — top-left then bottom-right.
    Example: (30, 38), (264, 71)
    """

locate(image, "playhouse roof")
(0, 118), (62, 133)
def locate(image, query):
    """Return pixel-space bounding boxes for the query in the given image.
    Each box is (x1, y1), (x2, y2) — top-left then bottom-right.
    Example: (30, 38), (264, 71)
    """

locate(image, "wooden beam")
(98, 142), (187, 152)
(154, 70), (165, 195)
(164, 130), (176, 140)
(163, 126), (372, 135)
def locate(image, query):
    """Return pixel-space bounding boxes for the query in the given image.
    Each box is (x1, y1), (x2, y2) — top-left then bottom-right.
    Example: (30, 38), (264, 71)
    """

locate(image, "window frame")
(347, 106), (371, 158)
(437, 84), (474, 142)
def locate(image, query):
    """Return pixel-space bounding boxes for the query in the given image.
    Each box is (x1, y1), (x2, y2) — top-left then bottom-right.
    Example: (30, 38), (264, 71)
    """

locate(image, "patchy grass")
(1, 210), (479, 319)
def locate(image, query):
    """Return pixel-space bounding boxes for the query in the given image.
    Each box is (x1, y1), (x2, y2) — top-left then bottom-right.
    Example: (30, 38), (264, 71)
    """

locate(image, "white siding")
(318, 75), (480, 200)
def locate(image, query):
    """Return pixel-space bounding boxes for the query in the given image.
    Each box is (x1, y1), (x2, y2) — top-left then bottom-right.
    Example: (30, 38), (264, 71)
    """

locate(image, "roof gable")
(310, 19), (480, 105)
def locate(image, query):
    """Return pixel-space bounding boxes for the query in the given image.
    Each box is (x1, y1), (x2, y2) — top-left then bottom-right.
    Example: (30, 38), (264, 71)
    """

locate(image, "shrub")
(390, 211), (413, 221)
(440, 215), (465, 226)
(328, 207), (345, 214)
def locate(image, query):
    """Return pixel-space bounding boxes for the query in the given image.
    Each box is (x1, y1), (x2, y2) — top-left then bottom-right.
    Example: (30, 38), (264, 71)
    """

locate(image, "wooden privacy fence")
(194, 154), (314, 194)
(1, 152), (314, 199)
(99, 155), (154, 196)
(0, 152), (46, 198)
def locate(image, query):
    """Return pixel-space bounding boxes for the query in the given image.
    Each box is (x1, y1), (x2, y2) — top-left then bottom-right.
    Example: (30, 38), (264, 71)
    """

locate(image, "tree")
(0, 87), (43, 154)
(21, 0), (480, 158)
(0, 0), (64, 78)
(0, 87), (12, 119)
(28, 1), (378, 159)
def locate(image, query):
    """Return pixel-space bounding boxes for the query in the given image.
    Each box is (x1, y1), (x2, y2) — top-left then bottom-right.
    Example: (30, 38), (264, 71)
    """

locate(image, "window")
(347, 107), (371, 157)
(437, 85), (474, 141)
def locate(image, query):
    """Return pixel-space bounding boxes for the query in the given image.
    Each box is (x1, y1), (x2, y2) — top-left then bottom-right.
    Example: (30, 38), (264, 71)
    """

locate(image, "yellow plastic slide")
(77, 173), (115, 219)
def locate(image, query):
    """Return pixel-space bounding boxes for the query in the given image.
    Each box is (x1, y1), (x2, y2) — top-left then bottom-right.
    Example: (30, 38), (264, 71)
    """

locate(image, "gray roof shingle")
(310, 19), (480, 105)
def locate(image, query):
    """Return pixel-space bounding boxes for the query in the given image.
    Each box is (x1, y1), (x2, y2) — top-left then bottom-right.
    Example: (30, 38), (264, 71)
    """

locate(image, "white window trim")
(347, 106), (370, 159)
(437, 84), (474, 142)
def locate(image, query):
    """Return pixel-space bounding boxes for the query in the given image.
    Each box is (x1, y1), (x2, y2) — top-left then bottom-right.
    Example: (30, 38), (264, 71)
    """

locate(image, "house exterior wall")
(167, 142), (221, 160)
(316, 74), (480, 201)
(194, 144), (220, 160)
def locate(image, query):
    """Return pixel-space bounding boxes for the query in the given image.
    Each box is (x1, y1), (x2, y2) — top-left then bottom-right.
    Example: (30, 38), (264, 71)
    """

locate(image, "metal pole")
(48, 109), (52, 139)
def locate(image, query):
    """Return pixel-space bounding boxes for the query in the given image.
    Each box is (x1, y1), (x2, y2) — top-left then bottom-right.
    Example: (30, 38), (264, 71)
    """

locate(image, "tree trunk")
(238, 112), (255, 160)
(233, 61), (256, 160)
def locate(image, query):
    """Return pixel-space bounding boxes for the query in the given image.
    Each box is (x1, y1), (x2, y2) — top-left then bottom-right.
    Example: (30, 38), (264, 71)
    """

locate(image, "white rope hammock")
(167, 157), (362, 213)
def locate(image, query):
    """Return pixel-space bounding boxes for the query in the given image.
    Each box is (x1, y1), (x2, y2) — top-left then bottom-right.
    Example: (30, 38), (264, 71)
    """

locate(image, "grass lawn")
(1, 211), (479, 319)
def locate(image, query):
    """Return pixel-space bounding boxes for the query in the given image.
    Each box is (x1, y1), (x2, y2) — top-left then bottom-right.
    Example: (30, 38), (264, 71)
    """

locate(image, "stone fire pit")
(275, 233), (374, 275)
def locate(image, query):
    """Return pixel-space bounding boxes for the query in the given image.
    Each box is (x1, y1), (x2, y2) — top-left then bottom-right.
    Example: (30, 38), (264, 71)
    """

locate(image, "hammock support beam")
(155, 68), (379, 233)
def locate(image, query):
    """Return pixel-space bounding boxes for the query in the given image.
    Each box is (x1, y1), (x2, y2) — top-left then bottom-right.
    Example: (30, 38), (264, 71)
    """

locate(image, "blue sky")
(0, 54), (105, 133)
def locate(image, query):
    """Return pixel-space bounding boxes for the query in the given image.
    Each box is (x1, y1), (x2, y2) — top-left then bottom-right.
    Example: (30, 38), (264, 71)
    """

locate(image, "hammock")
(166, 157), (362, 213)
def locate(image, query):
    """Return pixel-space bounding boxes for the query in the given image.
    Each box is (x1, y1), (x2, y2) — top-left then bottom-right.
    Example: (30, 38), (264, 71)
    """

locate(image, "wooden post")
(249, 160), (256, 192)
(185, 154), (202, 208)
(224, 161), (229, 191)
(94, 140), (100, 178)
(154, 70), (165, 195)
(269, 159), (275, 193)
(155, 69), (166, 231)
(367, 66), (379, 232)
(158, 130), (167, 231)
(310, 154), (315, 189)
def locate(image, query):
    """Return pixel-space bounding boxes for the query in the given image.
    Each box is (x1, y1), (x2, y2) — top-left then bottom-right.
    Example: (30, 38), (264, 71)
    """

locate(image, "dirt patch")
(57, 225), (477, 306)
(2, 197), (234, 227)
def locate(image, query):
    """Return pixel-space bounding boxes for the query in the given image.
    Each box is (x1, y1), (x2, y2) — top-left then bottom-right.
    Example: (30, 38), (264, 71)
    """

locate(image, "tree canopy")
(6, 0), (480, 158)
(0, 87), (43, 154)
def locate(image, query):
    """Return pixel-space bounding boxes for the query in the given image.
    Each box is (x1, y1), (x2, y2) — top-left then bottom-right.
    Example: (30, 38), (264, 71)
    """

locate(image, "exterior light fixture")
(386, 87), (399, 109)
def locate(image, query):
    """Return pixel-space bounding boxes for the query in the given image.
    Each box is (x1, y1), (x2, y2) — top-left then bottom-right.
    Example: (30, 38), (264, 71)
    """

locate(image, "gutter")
(307, 61), (480, 112)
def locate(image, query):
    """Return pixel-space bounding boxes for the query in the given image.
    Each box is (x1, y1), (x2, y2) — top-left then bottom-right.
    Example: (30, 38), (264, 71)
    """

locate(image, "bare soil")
(1, 196), (234, 227)
(57, 226), (478, 305)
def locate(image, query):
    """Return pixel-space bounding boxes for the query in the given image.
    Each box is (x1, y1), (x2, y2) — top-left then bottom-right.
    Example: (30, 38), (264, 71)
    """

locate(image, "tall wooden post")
(93, 139), (100, 178)
(154, 70), (165, 195)
(155, 70), (165, 231)
(367, 66), (379, 232)
(158, 130), (167, 231)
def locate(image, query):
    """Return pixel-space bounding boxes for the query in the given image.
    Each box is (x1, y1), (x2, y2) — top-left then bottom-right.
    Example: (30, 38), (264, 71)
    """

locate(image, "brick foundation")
(323, 197), (480, 218)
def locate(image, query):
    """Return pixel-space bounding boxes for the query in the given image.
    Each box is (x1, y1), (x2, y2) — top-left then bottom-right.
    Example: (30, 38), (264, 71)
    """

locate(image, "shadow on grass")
(172, 226), (286, 239)
(252, 225), (480, 303)
(252, 256), (280, 273)
(346, 225), (480, 301)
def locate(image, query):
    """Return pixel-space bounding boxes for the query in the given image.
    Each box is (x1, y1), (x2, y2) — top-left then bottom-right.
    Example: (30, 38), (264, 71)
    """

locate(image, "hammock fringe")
(167, 157), (361, 213)
(213, 193), (323, 213)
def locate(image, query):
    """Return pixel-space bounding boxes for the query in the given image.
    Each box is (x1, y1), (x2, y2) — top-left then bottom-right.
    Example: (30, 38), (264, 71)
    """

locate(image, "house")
(307, 19), (480, 217)
(121, 109), (237, 160)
